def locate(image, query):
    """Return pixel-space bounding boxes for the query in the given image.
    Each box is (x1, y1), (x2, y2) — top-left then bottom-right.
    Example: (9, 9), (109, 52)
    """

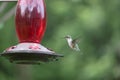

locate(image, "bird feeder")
(1, 0), (63, 64)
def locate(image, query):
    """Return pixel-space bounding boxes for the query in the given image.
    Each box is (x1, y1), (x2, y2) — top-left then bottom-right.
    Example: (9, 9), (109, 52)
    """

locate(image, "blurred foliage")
(0, 0), (120, 80)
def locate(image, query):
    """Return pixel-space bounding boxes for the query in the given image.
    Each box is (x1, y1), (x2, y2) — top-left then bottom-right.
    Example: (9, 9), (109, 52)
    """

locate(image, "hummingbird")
(64, 35), (80, 51)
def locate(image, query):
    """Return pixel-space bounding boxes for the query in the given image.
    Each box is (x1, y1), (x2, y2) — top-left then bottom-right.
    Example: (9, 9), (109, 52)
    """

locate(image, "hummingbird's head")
(64, 35), (71, 39)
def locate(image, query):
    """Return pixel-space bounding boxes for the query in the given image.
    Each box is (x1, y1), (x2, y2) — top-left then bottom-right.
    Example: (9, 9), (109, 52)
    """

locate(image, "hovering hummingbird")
(64, 35), (80, 51)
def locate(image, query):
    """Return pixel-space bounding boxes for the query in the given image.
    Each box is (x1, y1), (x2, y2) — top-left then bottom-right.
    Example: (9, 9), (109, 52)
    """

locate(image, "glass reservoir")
(16, 0), (46, 43)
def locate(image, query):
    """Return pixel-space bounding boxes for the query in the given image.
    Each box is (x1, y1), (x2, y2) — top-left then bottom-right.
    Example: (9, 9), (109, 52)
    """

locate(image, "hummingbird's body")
(64, 35), (80, 51)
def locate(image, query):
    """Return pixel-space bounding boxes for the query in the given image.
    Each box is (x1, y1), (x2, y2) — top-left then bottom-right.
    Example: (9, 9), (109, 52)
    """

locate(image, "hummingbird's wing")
(72, 37), (80, 51)
(71, 40), (80, 51)
(72, 35), (81, 44)
(72, 38), (80, 44)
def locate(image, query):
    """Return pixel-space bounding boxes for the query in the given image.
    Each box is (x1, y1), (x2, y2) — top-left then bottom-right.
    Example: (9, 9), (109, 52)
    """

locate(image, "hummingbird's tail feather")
(74, 44), (80, 51)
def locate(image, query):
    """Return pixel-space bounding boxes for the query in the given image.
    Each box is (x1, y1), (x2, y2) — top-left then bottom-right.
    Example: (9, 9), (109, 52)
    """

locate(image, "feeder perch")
(1, 0), (63, 64)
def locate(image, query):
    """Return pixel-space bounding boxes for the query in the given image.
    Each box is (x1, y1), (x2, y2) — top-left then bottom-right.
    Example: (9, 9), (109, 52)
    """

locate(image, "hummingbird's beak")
(60, 36), (66, 39)
(63, 36), (67, 39)
(60, 36), (68, 39)
(62, 37), (65, 39)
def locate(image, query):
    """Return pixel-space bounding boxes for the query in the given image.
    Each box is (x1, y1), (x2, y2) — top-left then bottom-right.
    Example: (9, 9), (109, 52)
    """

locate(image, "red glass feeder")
(1, 0), (63, 64)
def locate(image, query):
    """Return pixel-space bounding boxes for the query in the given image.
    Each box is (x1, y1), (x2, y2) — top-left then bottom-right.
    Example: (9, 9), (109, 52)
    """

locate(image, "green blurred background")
(0, 0), (120, 80)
